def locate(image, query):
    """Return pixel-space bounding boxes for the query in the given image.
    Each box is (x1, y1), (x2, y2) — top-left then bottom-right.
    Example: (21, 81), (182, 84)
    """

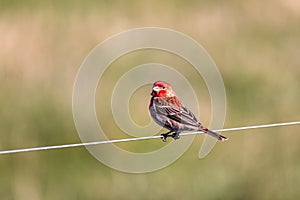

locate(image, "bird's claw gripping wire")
(171, 132), (180, 140)
(161, 130), (172, 142)
(161, 133), (170, 142)
(160, 131), (180, 142)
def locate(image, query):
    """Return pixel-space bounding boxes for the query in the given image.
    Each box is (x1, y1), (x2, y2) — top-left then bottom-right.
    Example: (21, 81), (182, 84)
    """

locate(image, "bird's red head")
(151, 81), (175, 97)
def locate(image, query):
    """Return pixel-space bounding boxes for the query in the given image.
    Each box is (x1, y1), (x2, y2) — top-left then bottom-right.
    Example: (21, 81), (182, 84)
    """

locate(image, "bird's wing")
(154, 101), (199, 127)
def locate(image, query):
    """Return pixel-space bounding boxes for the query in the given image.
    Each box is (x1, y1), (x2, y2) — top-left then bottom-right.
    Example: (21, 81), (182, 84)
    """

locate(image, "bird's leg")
(161, 130), (173, 142)
(171, 132), (180, 140)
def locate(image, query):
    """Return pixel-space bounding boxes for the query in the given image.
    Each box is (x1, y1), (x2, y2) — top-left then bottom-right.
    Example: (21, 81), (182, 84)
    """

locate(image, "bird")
(149, 81), (228, 142)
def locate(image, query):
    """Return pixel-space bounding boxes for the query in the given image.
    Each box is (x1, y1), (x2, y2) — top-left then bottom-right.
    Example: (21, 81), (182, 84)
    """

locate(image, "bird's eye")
(162, 87), (165, 89)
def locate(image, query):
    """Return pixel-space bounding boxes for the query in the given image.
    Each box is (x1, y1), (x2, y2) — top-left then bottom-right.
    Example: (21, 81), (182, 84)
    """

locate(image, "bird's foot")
(161, 133), (170, 142)
(161, 131), (173, 142)
(171, 132), (180, 140)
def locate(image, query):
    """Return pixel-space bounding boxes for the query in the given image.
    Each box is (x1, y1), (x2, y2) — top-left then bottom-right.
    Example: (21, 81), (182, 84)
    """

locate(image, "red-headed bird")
(149, 81), (228, 142)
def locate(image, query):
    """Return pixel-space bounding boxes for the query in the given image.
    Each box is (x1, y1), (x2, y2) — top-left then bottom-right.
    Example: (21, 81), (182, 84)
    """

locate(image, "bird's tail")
(199, 126), (228, 141)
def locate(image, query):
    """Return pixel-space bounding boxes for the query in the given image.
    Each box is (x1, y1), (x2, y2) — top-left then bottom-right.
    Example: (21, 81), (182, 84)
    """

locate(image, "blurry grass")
(0, 0), (300, 199)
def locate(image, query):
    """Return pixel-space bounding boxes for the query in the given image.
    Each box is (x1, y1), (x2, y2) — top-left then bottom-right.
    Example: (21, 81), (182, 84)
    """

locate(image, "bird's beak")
(151, 86), (160, 96)
(152, 86), (160, 92)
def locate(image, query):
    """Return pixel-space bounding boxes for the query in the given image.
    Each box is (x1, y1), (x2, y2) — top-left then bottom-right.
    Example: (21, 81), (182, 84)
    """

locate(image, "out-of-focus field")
(1, 0), (300, 199)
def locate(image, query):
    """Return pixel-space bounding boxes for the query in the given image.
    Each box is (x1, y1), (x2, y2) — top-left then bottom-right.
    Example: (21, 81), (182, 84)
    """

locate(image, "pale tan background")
(0, 0), (300, 199)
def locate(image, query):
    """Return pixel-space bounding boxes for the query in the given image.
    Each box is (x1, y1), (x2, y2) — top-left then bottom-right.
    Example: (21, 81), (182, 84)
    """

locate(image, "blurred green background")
(1, 0), (300, 199)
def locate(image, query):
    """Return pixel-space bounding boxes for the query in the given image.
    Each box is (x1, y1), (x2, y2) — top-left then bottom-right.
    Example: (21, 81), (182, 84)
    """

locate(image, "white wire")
(0, 121), (299, 155)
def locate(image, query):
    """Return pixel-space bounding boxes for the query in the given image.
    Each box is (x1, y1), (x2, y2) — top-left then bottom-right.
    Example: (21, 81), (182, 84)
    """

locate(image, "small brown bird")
(149, 81), (228, 142)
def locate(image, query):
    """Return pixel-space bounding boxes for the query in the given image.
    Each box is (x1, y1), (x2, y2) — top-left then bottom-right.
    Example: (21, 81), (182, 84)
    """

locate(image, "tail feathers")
(201, 128), (228, 141)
